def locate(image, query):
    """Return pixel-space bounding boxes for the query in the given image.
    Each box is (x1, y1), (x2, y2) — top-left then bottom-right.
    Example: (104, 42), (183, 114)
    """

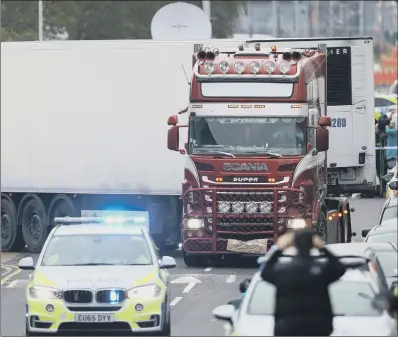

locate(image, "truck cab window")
(189, 117), (306, 156)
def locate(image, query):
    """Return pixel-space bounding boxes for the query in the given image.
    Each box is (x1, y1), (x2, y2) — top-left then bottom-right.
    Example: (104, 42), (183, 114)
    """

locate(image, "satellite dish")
(151, 2), (212, 40)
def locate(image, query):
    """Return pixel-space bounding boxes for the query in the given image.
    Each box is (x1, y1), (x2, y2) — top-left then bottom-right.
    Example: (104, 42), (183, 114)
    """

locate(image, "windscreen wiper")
(196, 149), (236, 158)
(244, 151), (283, 158)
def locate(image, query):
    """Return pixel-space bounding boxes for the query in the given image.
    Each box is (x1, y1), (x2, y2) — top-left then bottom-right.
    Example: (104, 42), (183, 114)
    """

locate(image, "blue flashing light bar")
(54, 216), (147, 225)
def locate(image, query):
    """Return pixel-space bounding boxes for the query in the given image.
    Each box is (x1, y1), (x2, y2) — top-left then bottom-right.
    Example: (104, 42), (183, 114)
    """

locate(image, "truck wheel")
(316, 211), (328, 244)
(47, 194), (78, 227)
(182, 250), (205, 267)
(21, 198), (48, 253)
(1, 197), (25, 252)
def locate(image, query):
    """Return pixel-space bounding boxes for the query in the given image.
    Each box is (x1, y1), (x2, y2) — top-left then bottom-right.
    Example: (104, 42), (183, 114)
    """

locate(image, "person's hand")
(276, 232), (294, 250)
(312, 235), (324, 249)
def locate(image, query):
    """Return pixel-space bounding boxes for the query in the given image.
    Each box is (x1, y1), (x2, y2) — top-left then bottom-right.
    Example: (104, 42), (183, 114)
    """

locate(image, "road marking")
(1, 265), (22, 286)
(182, 282), (196, 293)
(170, 297), (182, 306)
(226, 275), (237, 283)
(204, 267), (212, 272)
(1, 266), (12, 277)
(6, 280), (20, 288)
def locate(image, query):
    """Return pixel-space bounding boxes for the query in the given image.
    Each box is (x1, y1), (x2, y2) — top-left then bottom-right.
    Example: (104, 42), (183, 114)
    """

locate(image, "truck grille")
(63, 290), (93, 304)
(184, 187), (305, 235)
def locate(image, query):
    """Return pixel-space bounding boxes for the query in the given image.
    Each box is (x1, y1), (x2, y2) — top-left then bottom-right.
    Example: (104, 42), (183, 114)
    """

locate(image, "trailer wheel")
(1, 197), (25, 252)
(21, 197), (48, 253)
(47, 194), (78, 227)
(316, 211), (328, 244)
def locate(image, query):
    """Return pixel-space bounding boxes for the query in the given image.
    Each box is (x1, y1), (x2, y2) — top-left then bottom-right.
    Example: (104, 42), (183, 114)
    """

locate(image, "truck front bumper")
(182, 187), (308, 255)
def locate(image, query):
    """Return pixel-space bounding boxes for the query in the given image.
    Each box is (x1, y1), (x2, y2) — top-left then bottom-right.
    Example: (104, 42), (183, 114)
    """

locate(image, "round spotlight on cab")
(278, 60), (291, 74)
(204, 61), (215, 74)
(249, 61), (261, 74)
(234, 61), (246, 74)
(264, 60), (276, 74)
(218, 61), (230, 74)
(135, 304), (144, 312)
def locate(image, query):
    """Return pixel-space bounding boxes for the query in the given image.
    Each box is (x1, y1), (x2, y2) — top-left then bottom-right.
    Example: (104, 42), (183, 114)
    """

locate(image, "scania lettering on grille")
(223, 163), (268, 172)
(232, 177), (259, 182)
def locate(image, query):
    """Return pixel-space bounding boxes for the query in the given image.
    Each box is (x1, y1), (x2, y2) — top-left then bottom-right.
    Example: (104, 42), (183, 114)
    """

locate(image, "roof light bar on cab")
(193, 59), (302, 80)
(53, 216), (147, 225)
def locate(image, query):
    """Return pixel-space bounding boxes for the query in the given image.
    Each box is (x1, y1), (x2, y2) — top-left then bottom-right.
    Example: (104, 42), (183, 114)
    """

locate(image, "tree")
(1, 1), (39, 41)
(1, 1), (245, 42)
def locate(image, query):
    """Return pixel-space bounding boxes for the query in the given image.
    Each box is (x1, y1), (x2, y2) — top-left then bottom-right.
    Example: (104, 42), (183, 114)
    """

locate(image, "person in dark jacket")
(260, 229), (346, 336)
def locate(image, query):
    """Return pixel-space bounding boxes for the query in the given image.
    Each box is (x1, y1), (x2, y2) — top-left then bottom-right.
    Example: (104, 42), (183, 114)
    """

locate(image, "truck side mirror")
(167, 115), (178, 126)
(318, 116), (331, 127)
(167, 126), (180, 151)
(316, 127), (329, 152)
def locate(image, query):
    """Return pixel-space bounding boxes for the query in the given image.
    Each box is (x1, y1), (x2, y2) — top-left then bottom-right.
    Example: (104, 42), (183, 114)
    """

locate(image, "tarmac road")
(0, 197), (386, 336)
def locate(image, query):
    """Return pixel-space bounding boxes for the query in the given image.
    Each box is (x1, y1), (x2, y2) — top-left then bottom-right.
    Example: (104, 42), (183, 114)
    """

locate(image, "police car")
(18, 216), (176, 336)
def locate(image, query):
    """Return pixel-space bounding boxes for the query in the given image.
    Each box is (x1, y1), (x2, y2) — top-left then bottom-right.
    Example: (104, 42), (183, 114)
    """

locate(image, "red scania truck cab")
(167, 42), (353, 267)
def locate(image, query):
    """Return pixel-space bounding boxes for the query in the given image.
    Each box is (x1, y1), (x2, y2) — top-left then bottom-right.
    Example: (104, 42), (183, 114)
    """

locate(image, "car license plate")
(75, 313), (114, 323)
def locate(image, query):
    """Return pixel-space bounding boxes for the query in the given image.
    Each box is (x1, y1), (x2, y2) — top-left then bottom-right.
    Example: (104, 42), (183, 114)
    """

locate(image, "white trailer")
(1, 39), (244, 252)
(244, 37), (377, 197)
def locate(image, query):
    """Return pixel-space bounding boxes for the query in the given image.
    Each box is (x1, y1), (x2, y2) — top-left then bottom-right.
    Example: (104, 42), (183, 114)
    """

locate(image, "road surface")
(0, 197), (385, 336)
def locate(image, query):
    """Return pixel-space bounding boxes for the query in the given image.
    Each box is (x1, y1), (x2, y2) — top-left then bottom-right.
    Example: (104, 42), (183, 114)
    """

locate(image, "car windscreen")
(248, 280), (382, 317)
(367, 232), (397, 245)
(381, 205), (398, 223)
(41, 234), (152, 266)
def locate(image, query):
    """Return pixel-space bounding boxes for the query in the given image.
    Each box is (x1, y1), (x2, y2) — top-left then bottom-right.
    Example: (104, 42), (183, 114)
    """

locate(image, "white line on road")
(204, 267), (212, 272)
(182, 282), (196, 293)
(226, 275), (237, 283)
(6, 280), (19, 288)
(1, 266), (11, 277)
(170, 297), (182, 306)
(1, 265), (22, 286)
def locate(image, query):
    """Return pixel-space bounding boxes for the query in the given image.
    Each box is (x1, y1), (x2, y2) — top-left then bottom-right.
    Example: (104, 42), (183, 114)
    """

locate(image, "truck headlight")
(127, 284), (161, 298)
(183, 218), (204, 229)
(287, 218), (310, 229)
(29, 285), (62, 299)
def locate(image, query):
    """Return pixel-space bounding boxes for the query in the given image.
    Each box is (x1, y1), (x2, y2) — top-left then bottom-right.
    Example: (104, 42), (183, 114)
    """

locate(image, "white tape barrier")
(375, 147), (398, 150)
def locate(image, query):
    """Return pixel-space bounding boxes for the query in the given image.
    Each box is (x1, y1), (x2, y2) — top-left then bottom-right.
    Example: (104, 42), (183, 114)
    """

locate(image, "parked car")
(363, 219), (397, 246)
(213, 268), (397, 336)
(376, 198), (398, 226)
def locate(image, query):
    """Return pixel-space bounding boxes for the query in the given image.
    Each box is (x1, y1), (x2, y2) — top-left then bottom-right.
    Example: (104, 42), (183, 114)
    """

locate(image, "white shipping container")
(1, 39), (243, 195)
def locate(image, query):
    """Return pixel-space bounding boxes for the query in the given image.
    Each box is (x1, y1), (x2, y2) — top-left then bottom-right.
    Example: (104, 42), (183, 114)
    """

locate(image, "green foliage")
(1, 1), (245, 42)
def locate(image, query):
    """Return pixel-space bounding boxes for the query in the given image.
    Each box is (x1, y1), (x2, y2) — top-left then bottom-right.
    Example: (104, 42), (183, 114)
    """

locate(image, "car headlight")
(127, 284), (161, 299)
(29, 285), (62, 299)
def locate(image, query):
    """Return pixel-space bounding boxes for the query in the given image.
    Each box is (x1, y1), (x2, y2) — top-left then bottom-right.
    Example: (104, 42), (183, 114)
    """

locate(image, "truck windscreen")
(188, 117), (306, 156)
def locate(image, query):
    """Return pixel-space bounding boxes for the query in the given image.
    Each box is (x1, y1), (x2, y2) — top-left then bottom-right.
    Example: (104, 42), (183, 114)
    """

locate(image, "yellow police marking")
(1, 264), (22, 286)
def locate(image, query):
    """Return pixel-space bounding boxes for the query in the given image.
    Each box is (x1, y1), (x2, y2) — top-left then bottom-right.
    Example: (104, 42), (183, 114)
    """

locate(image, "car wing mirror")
(18, 257), (35, 270)
(212, 304), (235, 324)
